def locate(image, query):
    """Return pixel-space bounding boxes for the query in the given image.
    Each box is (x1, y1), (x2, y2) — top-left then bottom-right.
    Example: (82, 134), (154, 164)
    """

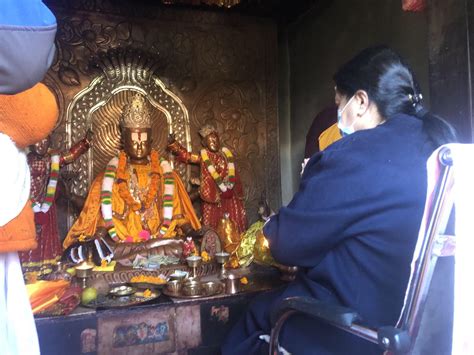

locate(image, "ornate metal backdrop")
(66, 48), (193, 192)
(43, 0), (280, 236)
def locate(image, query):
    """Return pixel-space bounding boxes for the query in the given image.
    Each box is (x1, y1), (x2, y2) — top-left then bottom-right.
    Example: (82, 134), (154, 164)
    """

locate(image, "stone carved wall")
(44, 0), (280, 235)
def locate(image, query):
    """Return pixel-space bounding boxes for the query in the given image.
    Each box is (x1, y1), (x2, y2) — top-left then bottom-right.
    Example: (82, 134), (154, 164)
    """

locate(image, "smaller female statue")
(20, 130), (92, 277)
(168, 124), (248, 233)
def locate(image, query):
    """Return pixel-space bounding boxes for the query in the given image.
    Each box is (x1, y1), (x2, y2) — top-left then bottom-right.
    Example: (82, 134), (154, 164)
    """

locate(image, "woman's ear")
(354, 90), (370, 117)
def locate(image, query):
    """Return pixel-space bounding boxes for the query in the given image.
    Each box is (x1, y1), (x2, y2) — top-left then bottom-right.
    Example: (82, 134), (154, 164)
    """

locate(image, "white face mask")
(337, 95), (357, 136)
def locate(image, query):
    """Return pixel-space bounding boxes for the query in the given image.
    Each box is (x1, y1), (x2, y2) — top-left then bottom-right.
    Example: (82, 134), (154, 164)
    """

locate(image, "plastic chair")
(269, 146), (455, 355)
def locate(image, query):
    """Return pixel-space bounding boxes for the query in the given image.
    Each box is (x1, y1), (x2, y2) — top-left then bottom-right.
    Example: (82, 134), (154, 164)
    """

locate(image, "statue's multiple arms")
(167, 133), (201, 164)
(60, 129), (93, 166)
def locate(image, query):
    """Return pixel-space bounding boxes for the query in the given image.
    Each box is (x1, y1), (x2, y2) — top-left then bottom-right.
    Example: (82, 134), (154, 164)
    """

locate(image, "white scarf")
(0, 252), (40, 355)
(0, 133), (30, 226)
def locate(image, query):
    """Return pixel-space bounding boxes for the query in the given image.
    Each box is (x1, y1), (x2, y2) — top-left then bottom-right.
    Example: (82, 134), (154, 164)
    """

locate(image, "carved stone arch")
(66, 48), (192, 196)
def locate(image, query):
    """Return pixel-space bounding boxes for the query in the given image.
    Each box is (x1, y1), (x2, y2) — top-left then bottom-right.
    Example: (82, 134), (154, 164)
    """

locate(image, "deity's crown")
(120, 93), (152, 129)
(199, 123), (218, 138)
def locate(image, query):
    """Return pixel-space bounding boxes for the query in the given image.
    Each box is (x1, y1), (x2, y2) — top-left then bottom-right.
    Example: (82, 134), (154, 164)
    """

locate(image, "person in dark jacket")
(222, 46), (457, 355)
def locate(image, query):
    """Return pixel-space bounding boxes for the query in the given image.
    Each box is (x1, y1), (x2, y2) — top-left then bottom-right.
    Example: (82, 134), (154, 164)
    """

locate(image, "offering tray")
(128, 282), (164, 290)
(88, 262), (219, 285)
(82, 289), (160, 309)
(162, 280), (224, 299)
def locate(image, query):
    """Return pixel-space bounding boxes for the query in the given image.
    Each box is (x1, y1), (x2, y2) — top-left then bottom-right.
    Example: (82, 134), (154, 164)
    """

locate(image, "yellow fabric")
(27, 280), (69, 314)
(93, 261), (116, 272)
(318, 123), (342, 151)
(63, 163), (200, 249)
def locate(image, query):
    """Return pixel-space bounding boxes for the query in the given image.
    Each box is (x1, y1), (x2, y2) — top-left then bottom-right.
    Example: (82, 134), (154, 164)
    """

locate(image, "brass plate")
(128, 282), (166, 290)
(82, 290), (160, 309)
(162, 282), (223, 299)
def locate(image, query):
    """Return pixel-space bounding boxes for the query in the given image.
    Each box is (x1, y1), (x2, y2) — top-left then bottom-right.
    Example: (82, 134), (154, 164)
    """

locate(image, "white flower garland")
(101, 154), (175, 241)
(32, 153), (60, 213)
(200, 147), (236, 193)
(101, 157), (119, 241)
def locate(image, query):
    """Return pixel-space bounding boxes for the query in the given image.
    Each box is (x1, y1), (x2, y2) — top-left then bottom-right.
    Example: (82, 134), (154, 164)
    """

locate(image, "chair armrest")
(270, 296), (360, 328)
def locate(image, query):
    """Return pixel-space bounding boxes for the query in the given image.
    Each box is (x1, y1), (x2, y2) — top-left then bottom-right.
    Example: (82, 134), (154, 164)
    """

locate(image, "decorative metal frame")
(66, 48), (192, 196)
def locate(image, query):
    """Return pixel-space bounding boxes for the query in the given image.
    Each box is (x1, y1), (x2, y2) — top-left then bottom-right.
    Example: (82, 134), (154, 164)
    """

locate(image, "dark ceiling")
(45, 0), (332, 24)
(161, 0), (326, 23)
(173, 0), (334, 23)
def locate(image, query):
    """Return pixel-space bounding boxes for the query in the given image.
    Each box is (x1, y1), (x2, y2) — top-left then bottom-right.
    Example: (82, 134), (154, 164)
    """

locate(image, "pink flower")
(125, 236), (134, 243)
(139, 230), (151, 241)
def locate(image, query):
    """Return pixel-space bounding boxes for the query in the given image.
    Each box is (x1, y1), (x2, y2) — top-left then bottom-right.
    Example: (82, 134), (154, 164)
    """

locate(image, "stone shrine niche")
(45, 2), (279, 237)
(66, 48), (193, 195)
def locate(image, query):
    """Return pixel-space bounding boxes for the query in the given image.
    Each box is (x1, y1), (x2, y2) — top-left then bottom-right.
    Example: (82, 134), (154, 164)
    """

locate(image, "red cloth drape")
(199, 150), (247, 233)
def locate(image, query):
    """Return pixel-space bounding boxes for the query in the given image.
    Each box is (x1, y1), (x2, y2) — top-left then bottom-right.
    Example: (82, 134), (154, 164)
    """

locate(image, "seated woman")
(222, 46), (457, 354)
(63, 94), (201, 264)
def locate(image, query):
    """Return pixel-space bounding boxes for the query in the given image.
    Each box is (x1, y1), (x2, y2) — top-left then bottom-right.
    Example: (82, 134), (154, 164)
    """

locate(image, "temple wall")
(43, 0), (280, 237)
(280, 0), (429, 198)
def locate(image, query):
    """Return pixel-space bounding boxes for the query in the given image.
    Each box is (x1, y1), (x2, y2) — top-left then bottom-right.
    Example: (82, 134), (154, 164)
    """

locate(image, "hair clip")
(408, 93), (423, 107)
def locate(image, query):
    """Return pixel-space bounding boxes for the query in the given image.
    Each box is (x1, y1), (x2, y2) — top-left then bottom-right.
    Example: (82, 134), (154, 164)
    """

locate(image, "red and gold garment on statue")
(20, 138), (90, 277)
(200, 150), (247, 233)
(19, 153), (61, 276)
(170, 142), (247, 233)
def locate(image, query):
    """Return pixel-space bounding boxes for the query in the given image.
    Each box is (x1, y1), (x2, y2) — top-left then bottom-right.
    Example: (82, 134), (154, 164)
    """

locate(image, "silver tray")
(162, 282), (224, 299)
(82, 290), (161, 308)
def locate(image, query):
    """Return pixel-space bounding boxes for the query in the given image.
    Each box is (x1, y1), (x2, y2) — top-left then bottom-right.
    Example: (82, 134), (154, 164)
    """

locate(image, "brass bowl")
(169, 271), (188, 282)
(182, 280), (202, 296)
(186, 256), (202, 268)
(109, 285), (136, 297)
(165, 280), (182, 294)
(201, 281), (223, 296)
(215, 252), (230, 264)
(75, 264), (93, 279)
(225, 274), (239, 295)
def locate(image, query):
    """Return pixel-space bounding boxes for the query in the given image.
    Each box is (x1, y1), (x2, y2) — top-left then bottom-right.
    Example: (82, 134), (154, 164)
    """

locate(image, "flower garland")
(116, 150), (160, 212)
(101, 156), (119, 241)
(159, 159), (175, 237)
(31, 153), (60, 213)
(200, 147), (236, 192)
(101, 150), (175, 241)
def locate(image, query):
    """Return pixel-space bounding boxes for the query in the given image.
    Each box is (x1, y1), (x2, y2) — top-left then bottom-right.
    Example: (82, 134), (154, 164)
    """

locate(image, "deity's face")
(30, 137), (51, 156)
(122, 128), (152, 162)
(204, 132), (220, 152)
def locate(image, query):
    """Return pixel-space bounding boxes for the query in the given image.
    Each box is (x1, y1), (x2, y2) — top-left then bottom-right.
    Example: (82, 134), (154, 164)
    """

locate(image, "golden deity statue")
(63, 93), (201, 264)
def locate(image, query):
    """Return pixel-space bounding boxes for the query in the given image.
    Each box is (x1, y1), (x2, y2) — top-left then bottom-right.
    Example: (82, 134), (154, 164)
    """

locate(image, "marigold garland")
(200, 147), (236, 192)
(31, 153), (60, 213)
(116, 151), (160, 212)
(101, 150), (175, 241)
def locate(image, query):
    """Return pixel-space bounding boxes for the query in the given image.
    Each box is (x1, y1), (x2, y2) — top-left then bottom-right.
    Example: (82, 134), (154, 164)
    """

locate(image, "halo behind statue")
(66, 48), (192, 203)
